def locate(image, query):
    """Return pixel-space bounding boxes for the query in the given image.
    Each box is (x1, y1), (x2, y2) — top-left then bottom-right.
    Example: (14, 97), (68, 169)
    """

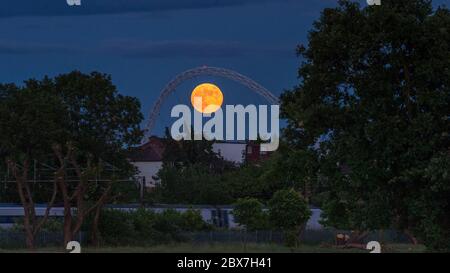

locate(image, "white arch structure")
(145, 66), (279, 137)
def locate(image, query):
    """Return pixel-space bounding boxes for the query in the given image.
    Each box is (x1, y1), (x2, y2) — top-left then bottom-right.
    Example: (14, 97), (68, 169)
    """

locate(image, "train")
(0, 203), (323, 230)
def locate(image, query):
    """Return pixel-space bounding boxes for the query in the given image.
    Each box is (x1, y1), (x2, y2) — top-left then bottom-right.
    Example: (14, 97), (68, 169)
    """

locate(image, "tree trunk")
(62, 211), (73, 246)
(56, 168), (74, 246)
(8, 160), (35, 249)
(404, 229), (418, 245)
(91, 205), (102, 247)
(91, 189), (115, 247)
(59, 181), (74, 245)
(8, 159), (58, 250)
(53, 143), (114, 248)
(297, 223), (306, 246)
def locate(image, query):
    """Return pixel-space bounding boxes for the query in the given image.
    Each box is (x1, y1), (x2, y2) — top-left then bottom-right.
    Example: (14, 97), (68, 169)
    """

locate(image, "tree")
(223, 163), (272, 201)
(0, 83), (69, 249)
(156, 163), (233, 205)
(268, 189), (311, 246)
(154, 129), (235, 205)
(233, 198), (268, 250)
(233, 198), (267, 231)
(258, 143), (320, 204)
(47, 71), (144, 245)
(181, 209), (209, 231)
(0, 71), (144, 247)
(281, 0), (450, 250)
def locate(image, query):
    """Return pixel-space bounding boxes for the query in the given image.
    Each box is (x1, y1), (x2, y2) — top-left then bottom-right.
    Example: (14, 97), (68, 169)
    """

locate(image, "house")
(128, 137), (273, 188)
(128, 137), (164, 187)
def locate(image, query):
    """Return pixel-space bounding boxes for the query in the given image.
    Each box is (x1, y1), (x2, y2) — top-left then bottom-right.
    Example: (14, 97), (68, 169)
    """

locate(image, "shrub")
(181, 209), (211, 231)
(232, 198), (268, 231)
(96, 209), (135, 246)
(86, 208), (210, 246)
(11, 218), (64, 233)
(268, 189), (311, 246)
(130, 208), (162, 244)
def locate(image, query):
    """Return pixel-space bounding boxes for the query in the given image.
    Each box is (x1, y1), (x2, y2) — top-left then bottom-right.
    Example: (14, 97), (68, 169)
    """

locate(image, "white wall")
(132, 161), (163, 187)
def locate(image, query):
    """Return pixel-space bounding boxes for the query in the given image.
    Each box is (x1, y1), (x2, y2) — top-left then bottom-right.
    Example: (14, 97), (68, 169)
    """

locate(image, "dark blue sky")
(0, 0), (447, 135)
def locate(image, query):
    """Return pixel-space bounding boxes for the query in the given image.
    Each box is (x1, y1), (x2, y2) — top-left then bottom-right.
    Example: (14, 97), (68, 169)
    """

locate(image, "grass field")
(0, 243), (427, 253)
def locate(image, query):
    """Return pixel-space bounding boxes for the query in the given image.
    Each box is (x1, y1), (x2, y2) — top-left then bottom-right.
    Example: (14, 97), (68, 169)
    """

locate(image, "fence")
(0, 231), (86, 249)
(184, 230), (285, 245)
(183, 229), (412, 245)
(0, 229), (411, 249)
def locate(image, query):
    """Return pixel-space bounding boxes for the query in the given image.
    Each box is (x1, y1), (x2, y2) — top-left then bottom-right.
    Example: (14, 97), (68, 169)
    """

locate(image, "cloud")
(0, 40), (80, 55)
(103, 40), (248, 59)
(102, 40), (294, 59)
(0, 39), (294, 59)
(1, 0), (295, 18)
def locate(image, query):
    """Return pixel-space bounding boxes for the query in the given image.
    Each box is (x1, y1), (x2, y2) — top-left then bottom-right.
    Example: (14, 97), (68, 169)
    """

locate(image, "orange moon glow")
(191, 83), (224, 114)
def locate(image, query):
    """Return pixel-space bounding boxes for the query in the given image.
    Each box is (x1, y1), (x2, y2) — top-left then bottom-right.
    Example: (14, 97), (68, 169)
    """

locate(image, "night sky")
(1, 0), (447, 135)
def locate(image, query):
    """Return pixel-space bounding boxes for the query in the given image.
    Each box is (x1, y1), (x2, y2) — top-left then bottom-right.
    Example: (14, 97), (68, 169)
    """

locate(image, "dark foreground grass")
(0, 243), (427, 253)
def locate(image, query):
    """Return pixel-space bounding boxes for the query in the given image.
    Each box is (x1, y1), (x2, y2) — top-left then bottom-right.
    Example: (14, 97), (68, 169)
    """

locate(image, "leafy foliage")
(88, 208), (210, 246)
(232, 198), (269, 231)
(268, 189), (311, 231)
(155, 163), (233, 205)
(281, 0), (450, 250)
(0, 82), (69, 162)
(0, 72), (144, 247)
(154, 129), (236, 205)
(268, 189), (311, 246)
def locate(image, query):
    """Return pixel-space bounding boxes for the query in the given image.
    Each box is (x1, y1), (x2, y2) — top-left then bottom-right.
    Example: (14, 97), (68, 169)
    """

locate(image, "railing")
(183, 229), (412, 245)
(0, 231), (86, 249)
(0, 229), (412, 249)
(184, 230), (285, 245)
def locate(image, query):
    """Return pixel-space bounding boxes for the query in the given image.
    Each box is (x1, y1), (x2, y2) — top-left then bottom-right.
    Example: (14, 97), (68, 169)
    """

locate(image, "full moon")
(191, 83), (224, 114)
